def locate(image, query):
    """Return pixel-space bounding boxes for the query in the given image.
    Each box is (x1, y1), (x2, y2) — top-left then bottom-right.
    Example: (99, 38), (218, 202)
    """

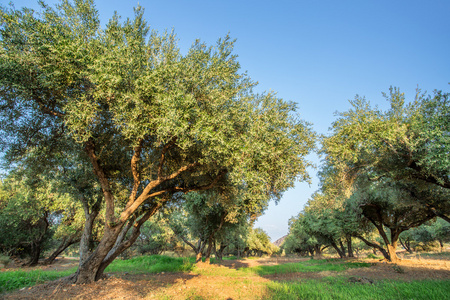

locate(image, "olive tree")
(0, 0), (315, 283)
(322, 88), (450, 222)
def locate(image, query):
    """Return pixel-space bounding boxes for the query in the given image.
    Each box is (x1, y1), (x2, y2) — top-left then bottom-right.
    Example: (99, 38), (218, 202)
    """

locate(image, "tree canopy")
(0, 0), (315, 283)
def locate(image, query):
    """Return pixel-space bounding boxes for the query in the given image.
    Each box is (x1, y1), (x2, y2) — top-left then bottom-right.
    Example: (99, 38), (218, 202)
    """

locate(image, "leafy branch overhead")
(0, 0), (315, 283)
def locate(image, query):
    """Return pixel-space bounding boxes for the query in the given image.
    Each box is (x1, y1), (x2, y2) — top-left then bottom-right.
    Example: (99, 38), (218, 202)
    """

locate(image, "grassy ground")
(0, 268), (76, 293)
(264, 278), (450, 300)
(1, 254), (449, 299)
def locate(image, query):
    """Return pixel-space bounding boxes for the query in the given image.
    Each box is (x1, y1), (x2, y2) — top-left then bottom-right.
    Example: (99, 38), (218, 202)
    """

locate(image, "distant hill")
(273, 235), (287, 247)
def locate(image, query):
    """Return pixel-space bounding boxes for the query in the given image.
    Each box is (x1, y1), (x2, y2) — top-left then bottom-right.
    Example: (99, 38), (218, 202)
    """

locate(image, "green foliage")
(133, 214), (177, 255)
(314, 86), (450, 261)
(0, 175), (52, 259)
(0, 0), (316, 276)
(322, 87), (450, 217)
(0, 254), (11, 266)
(246, 228), (279, 256)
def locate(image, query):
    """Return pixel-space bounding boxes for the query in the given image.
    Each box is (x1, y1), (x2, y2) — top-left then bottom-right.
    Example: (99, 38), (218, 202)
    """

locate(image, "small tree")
(346, 178), (435, 262)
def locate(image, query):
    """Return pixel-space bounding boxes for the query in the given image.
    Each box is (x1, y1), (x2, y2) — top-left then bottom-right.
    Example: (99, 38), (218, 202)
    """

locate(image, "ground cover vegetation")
(2, 254), (449, 299)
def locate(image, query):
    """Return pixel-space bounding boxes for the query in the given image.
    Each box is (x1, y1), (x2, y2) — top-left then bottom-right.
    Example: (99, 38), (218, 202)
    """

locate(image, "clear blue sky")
(10, 0), (450, 241)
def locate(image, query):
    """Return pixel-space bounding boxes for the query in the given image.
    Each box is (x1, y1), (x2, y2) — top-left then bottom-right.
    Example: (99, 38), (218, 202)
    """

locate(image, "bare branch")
(84, 139), (116, 226)
(158, 137), (177, 178)
(126, 139), (144, 209)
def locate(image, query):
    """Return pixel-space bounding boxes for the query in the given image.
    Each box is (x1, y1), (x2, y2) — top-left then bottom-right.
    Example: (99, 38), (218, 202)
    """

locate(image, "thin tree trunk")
(399, 238), (413, 254)
(215, 244), (227, 262)
(330, 240), (345, 258)
(354, 234), (390, 260)
(347, 236), (354, 258)
(339, 240), (347, 258)
(27, 215), (50, 266)
(44, 235), (80, 265)
(27, 241), (41, 266)
(79, 196), (101, 267)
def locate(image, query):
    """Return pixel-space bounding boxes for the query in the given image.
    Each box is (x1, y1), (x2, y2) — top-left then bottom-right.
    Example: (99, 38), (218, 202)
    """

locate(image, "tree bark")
(27, 215), (50, 266)
(399, 238), (413, 254)
(73, 139), (226, 283)
(339, 240), (347, 257)
(79, 196), (101, 267)
(44, 235), (80, 265)
(75, 224), (124, 284)
(330, 240), (345, 258)
(27, 241), (41, 266)
(387, 230), (400, 262)
(346, 236), (354, 258)
(354, 234), (390, 260)
(215, 243), (227, 262)
(204, 237), (214, 264)
(95, 209), (155, 280)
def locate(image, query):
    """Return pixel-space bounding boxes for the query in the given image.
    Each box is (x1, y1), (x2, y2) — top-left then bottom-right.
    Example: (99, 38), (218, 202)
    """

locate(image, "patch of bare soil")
(262, 257), (450, 282)
(346, 258), (450, 281)
(1, 257), (79, 273)
(2, 256), (449, 300)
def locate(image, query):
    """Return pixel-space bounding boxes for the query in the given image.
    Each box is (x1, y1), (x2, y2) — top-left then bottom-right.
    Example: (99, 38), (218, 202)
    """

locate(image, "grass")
(105, 254), (194, 274)
(263, 277), (450, 300)
(0, 267), (76, 293)
(2, 254), (450, 299)
(243, 260), (371, 276)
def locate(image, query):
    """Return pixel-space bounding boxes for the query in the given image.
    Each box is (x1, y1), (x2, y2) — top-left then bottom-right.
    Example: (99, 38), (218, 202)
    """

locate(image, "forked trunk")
(75, 208), (156, 283)
(386, 239), (399, 262)
(330, 240), (345, 258)
(399, 238), (413, 254)
(75, 225), (123, 283)
(27, 241), (41, 266)
(215, 244), (227, 262)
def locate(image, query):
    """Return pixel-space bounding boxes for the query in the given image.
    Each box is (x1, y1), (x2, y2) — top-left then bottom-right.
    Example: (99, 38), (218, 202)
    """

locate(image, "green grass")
(263, 277), (450, 300)
(0, 268), (76, 293)
(2, 254), (449, 300)
(243, 260), (371, 276)
(1, 255), (194, 294)
(105, 254), (194, 274)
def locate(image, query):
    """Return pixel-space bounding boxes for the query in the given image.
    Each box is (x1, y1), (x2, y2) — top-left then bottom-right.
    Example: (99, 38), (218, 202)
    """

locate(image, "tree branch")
(158, 137), (177, 178)
(84, 139), (116, 226)
(126, 139), (144, 209)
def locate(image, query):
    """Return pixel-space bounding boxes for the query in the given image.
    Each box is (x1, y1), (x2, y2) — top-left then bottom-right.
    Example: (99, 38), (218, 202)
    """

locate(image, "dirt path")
(2, 257), (450, 299)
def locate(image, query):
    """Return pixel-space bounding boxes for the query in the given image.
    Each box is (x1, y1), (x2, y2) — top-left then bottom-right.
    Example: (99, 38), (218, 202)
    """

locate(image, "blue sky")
(9, 0), (450, 241)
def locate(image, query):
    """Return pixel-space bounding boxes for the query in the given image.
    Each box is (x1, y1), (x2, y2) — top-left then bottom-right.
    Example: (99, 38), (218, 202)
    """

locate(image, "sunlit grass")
(105, 255), (194, 274)
(2, 254), (449, 300)
(243, 260), (371, 276)
(263, 277), (450, 300)
(0, 267), (76, 293)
